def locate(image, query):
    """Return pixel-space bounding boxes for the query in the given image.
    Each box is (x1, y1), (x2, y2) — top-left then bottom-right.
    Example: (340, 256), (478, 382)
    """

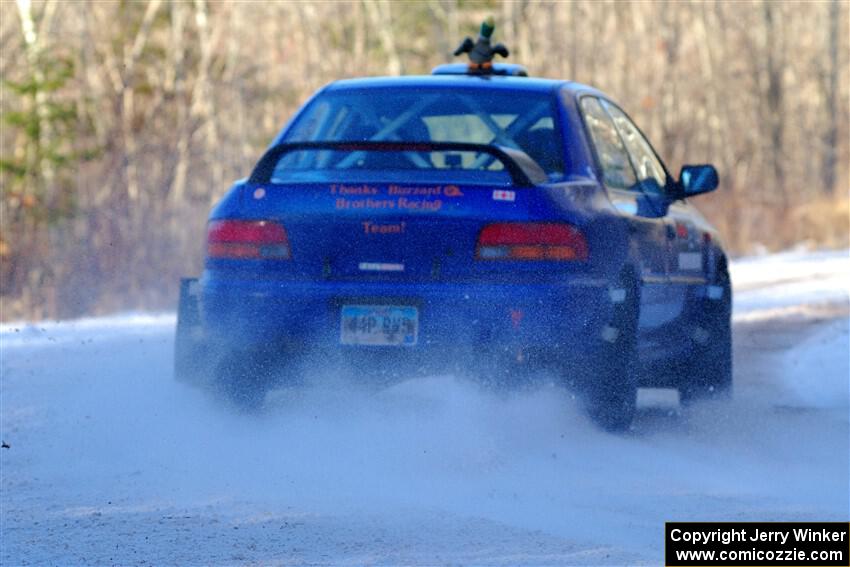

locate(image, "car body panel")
(193, 73), (727, 385)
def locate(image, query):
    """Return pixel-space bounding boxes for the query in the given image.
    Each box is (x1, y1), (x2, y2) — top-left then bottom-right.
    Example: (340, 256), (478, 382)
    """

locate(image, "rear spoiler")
(248, 141), (548, 187)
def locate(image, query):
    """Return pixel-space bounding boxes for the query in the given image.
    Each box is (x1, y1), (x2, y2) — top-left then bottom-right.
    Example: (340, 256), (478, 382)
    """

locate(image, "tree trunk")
(821, 0), (840, 196)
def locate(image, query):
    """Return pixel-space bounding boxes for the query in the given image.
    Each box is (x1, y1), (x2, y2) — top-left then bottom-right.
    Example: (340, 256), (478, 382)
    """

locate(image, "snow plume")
(2, 251), (848, 564)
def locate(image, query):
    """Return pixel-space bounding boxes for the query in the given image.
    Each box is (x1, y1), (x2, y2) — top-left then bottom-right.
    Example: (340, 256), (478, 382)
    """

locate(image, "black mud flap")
(174, 278), (210, 385)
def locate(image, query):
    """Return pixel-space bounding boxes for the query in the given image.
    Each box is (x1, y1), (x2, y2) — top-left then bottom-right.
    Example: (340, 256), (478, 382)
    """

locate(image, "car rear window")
(274, 87), (564, 184)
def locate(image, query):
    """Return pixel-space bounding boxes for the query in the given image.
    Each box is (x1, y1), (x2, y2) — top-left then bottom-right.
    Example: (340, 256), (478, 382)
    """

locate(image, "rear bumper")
(198, 275), (613, 356)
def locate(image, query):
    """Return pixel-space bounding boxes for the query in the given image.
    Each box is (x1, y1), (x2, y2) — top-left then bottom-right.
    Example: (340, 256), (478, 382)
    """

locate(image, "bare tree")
(1, 0), (847, 320)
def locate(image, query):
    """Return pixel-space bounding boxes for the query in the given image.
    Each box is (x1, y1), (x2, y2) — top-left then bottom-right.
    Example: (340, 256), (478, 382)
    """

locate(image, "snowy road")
(2, 250), (848, 565)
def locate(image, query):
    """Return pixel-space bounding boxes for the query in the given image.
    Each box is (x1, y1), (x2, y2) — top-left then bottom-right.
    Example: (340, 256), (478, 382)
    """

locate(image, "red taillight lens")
(207, 220), (290, 260)
(476, 223), (588, 261)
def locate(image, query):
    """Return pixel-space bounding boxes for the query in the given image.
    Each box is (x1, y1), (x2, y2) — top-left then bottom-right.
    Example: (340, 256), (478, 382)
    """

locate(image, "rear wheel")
(583, 272), (640, 432)
(679, 266), (732, 404)
(215, 348), (275, 411)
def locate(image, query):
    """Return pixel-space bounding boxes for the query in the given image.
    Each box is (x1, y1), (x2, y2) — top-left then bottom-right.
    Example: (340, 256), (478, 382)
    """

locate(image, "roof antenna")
(453, 16), (509, 73)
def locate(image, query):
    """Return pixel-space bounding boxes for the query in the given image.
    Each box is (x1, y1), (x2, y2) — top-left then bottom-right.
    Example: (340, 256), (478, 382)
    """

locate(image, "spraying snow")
(2, 250), (848, 565)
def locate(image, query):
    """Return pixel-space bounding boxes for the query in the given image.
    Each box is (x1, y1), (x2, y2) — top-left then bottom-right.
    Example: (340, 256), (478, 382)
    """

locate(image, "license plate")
(340, 305), (418, 346)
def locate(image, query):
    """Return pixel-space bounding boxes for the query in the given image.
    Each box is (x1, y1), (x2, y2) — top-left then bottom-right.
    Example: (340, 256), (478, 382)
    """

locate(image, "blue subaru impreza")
(175, 47), (730, 430)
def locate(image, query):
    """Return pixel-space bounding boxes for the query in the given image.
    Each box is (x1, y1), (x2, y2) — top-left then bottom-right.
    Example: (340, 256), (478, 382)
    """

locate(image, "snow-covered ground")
(1, 250), (848, 565)
(731, 248), (849, 318)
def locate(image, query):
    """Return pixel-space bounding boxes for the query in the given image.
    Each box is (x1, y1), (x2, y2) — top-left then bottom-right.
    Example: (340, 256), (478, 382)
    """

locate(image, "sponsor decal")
(335, 197), (443, 212)
(387, 184), (442, 197)
(386, 184), (464, 198)
(330, 184), (379, 195)
(336, 197), (396, 210)
(362, 221), (406, 235)
(493, 189), (516, 202)
(330, 184), (461, 212)
(398, 197), (443, 211)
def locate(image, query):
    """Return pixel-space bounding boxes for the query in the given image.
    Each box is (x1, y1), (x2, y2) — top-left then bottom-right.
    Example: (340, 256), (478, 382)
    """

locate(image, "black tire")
(215, 348), (274, 412)
(679, 266), (732, 404)
(584, 272), (640, 432)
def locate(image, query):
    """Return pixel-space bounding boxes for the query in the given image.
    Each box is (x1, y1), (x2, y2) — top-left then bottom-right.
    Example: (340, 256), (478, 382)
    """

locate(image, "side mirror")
(678, 164), (718, 198)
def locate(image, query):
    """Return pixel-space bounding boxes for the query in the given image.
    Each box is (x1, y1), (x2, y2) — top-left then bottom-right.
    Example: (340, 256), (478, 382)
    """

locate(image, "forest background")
(1, 0), (848, 320)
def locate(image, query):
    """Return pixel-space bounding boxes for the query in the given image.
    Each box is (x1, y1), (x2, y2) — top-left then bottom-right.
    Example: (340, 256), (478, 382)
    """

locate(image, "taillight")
(476, 223), (588, 261)
(207, 220), (290, 260)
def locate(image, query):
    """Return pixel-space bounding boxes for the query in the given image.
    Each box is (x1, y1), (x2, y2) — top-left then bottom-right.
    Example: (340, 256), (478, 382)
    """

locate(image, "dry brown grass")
(790, 195), (850, 251)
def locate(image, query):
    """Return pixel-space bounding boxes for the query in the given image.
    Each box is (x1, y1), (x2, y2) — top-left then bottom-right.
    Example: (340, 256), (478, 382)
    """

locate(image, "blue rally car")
(175, 31), (730, 431)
